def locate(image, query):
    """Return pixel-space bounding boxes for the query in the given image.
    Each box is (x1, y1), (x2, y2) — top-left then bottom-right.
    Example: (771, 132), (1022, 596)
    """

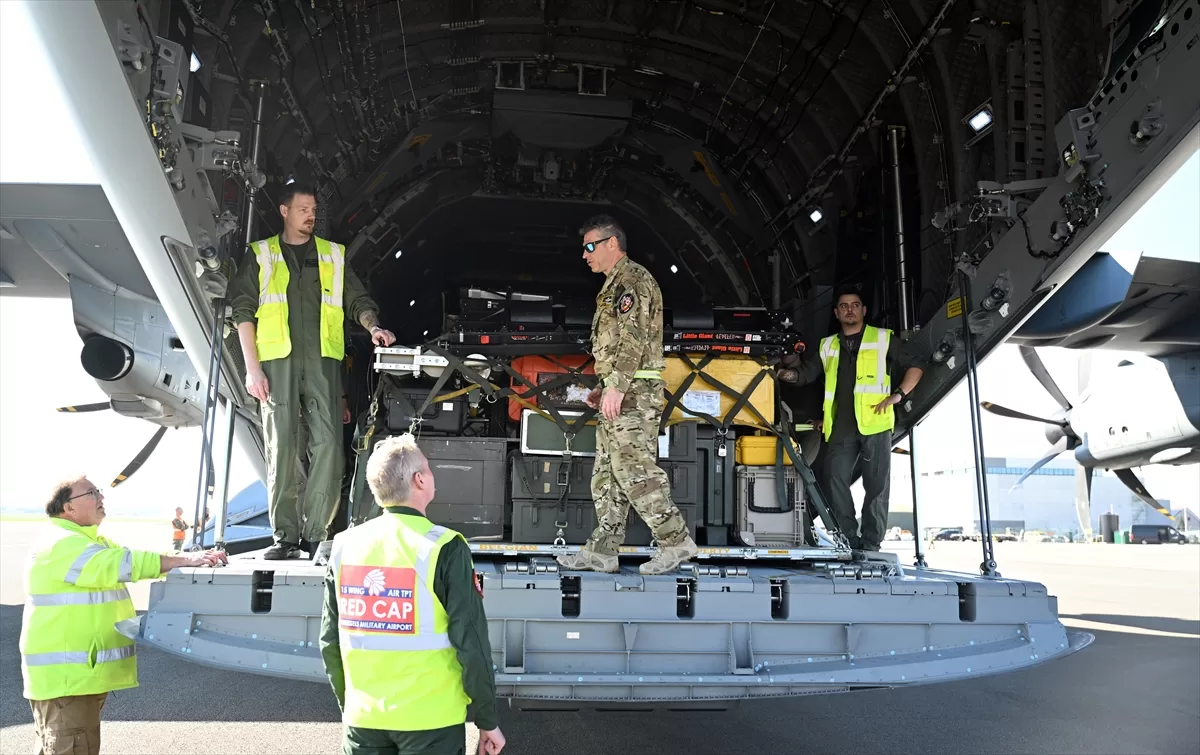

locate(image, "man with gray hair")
(320, 435), (505, 755)
(20, 476), (226, 755)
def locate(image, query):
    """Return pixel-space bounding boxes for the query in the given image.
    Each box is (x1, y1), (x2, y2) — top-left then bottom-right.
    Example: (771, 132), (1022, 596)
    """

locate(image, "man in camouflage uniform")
(557, 215), (699, 576)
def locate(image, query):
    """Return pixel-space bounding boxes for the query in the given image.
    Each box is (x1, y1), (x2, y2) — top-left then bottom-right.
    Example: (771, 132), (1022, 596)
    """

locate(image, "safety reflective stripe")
(411, 526), (447, 635)
(819, 337), (838, 369)
(23, 644), (135, 667)
(824, 391), (835, 401)
(343, 632), (452, 651)
(118, 550), (133, 583)
(854, 328), (891, 394)
(253, 241), (282, 307)
(27, 588), (131, 607)
(64, 544), (107, 585)
(318, 243), (345, 308)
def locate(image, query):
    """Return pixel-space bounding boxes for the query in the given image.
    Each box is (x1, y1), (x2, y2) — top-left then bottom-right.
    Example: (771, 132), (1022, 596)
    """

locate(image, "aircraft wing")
(0, 183), (155, 301)
(1012, 251), (1200, 357)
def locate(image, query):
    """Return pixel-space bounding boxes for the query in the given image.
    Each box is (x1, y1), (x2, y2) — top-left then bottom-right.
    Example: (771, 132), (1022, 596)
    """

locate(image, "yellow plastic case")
(734, 435), (796, 466)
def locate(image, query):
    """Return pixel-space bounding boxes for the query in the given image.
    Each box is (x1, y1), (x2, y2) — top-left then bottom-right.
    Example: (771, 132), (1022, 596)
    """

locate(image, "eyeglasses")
(582, 236), (613, 254)
(69, 488), (101, 502)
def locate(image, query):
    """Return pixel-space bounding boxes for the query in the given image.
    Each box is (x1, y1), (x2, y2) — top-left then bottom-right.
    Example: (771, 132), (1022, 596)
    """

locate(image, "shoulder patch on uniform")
(618, 292), (635, 314)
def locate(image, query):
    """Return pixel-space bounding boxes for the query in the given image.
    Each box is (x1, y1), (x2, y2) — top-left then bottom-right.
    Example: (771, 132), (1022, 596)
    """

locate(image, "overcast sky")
(0, 0), (1196, 519)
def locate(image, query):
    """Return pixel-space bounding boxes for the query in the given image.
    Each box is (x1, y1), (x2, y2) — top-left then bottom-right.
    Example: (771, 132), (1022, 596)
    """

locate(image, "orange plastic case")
(507, 355), (597, 422)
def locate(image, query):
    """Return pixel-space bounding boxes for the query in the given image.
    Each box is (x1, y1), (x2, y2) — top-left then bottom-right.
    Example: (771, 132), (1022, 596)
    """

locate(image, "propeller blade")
(1075, 465), (1095, 542)
(1114, 468), (1176, 521)
(1010, 437), (1068, 490)
(56, 402), (110, 413)
(980, 401), (1066, 426)
(1019, 345), (1072, 411)
(110, 426), (168, 488)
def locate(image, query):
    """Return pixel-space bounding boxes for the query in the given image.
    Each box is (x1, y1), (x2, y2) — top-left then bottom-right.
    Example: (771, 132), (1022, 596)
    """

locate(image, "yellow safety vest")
(329, 513), (470, 731)
(818, 324), (895, 441)
(251, 234), (346, 362)
(19, 518), (162, 701)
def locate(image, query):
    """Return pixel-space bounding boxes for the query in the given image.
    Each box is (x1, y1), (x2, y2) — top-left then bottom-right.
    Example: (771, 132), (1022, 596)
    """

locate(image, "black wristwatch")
(893, 390), (908, 403)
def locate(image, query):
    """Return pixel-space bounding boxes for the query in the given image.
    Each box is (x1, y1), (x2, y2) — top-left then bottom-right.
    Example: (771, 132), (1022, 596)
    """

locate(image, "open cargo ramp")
(139, 553), (1092, 702)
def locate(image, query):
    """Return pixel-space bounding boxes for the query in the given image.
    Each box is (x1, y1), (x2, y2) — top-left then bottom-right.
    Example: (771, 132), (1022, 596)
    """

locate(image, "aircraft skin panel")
(0, 230), (68, 299)
(0, 183), (156, 301)
(1072, 352), (1200, 468)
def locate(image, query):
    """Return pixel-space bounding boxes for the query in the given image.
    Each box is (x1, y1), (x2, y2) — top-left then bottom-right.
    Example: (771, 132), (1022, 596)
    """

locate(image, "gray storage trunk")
(511, 499), (594, 544)
(734, 465), (808, 547)
(659, 421), (699, 462)
(512, 500), (700, 546)
(511, 455), (595, 502)
(511, 454), (699, 505)
(419, 437), (507, 540)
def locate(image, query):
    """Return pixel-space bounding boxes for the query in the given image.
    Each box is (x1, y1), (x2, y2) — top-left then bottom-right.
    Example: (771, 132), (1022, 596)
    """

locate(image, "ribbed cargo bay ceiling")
(191, 0), (1109, 327)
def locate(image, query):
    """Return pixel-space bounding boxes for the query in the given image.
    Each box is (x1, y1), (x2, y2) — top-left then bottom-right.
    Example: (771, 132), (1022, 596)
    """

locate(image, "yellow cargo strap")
(633, 370), (662, 379)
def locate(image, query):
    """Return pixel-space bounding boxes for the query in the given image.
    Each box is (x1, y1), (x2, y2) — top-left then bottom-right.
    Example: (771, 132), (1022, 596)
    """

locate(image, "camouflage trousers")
(587, 380), (689, 554)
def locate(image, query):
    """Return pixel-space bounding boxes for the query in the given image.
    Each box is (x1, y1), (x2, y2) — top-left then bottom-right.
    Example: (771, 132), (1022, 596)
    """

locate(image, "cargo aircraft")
(2, 0), (1198, 707)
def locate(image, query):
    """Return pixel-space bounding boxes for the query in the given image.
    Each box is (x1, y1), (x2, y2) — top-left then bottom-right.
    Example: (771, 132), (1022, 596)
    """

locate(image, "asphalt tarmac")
(1, 520), (1197, 755)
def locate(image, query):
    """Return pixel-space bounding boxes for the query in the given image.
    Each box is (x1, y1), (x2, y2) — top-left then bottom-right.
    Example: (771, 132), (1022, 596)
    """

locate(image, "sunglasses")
(582, 236), (613, 254)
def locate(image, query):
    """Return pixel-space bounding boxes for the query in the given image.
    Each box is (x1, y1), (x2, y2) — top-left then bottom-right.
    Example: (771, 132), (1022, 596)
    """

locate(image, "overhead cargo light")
(409, 300), (416, 307)
(189, 52), (201, 73)
(394, 249), (403, 258)
(968, 109), (993, 132)
(285, 176), (296, 185)
(809, 209), (823, 224)
(963, 101), (994, 148)
(670, 265), (678, 274)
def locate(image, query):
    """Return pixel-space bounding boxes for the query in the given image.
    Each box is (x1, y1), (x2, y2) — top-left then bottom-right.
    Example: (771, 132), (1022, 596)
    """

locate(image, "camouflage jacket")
(590, 255), (666, 393)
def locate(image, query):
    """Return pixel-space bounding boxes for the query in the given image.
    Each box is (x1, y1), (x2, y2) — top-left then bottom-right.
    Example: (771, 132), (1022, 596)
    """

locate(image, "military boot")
(556, 547), (619, 573)
(639, 536), (699, 575)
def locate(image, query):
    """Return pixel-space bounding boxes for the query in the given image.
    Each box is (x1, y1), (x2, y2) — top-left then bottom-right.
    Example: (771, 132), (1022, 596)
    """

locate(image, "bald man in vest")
(778, 286), (925, 552)
(230, 183), (397, 560)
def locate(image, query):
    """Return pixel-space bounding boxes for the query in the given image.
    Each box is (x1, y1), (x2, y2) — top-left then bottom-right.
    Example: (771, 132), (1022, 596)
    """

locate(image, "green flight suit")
(319, 507), (499, 755)
(230, 237), (378, 546)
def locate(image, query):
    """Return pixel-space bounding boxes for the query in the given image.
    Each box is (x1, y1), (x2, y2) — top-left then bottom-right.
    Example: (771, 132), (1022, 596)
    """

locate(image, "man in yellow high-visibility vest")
(320, 435), (506, 755)
(20, 476), (227, 755)
(778, 287), (925, 551)
(230, 183), (397, 560)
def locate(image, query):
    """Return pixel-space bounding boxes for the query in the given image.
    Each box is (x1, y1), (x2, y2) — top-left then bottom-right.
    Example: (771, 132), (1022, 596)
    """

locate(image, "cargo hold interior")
(105, 0), (1134, 555)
